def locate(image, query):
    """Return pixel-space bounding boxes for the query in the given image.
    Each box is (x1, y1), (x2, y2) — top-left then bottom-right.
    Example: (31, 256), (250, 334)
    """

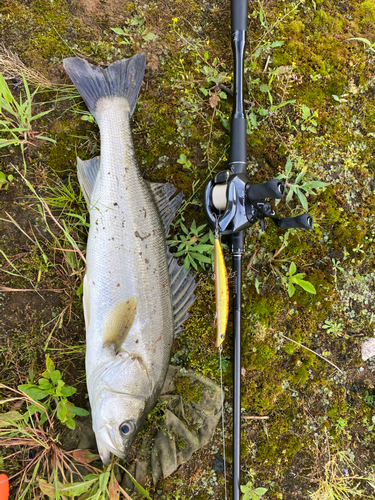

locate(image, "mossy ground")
(1, 0), (375, 498)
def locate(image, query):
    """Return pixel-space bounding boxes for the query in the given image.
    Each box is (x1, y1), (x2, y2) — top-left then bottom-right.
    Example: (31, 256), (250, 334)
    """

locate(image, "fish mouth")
(96, 425), (126, 465)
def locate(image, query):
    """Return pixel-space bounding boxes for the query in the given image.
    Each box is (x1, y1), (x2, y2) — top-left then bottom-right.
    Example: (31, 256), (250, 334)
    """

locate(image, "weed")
(112, 12), (158, 49)
(39, 465), (140, 500)
(309, 449), (375, 499)
(368, 416), (375, 431)
(0, 382), (146, 499)
(0, 384), (98, 500)
(168, 220), (214, 270)
(241, 480), (268, 500)
(276, 157), (329, 211)
(322, 319), (344, 337)
(348, 37), (375, 55)
(282, 261), (316, 297)
(0, 72), (56, 172)
(17, 354), (89, 429)
(0, 171), (13, 190)
(299, 104), (319, 133)
(177, 153), (194, 173)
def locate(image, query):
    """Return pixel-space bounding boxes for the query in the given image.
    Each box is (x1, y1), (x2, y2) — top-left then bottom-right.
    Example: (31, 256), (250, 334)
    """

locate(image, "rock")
(361, 338), (375, 361)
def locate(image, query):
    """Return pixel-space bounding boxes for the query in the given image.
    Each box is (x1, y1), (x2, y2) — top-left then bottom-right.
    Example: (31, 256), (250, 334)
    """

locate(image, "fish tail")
(63, 53), (146, 119)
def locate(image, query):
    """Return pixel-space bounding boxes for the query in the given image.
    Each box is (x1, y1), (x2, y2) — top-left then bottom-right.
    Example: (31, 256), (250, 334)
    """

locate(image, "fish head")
(93, 390), (146, 464)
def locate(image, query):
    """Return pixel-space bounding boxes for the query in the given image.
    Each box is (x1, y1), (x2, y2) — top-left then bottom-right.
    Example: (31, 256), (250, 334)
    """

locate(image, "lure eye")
(120, 421), (136, 436)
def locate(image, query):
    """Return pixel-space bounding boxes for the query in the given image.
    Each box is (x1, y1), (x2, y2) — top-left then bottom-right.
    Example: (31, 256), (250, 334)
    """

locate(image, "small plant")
(0, 171), (13, 190)
(334, 417), (347, 431)
(277, 157), (329, 211)
(112, 12), (157, 47)
(368, 416), (375, 431)
(0, 72), (56, 172)
(299, 104), (319, 133)
(241, 480), (268, 500)
(322, 319), (344, 337)
(168, 220), (214, 270)
(0, 384), (99, 500)
(282, 262), (316, 298)
(348, 37), (375, 54)
(177, 153), (194, 172)
(40, 464), (146, 500)
(18, 355), (89, 429)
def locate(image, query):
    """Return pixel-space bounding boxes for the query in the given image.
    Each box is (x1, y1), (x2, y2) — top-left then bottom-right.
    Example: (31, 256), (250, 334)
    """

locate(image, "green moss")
(246, 344), (276, 371)
(246, 296), (278, 327)
(175, 376), (205, 404)
(257, 432), (302, 465)
(359, 1), (375, 28)
(300, 86), (326, 108)
(45, 135), (77, 175)
(290, 364), (309, 386)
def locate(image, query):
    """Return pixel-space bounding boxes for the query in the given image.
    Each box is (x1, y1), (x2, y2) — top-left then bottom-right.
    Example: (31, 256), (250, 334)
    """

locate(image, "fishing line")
(219, 343), (228, 500)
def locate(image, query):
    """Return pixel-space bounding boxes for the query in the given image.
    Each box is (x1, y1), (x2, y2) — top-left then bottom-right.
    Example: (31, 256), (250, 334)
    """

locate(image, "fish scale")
(64, 53), (197, 464)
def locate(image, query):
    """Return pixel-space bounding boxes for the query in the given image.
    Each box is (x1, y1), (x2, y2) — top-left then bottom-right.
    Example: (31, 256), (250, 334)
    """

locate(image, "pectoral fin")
(103, 297), (138, 354)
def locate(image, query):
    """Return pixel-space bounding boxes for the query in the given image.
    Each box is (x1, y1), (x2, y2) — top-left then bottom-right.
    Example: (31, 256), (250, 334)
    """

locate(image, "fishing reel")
(203, 169), (313, 236)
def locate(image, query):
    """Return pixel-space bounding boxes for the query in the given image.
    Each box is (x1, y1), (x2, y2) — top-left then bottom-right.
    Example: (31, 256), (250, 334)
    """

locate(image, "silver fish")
(63, 54), (197, 464)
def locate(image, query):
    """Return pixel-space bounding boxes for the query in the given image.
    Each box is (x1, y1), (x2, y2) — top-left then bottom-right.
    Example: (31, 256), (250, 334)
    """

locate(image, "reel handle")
(246, 179), (285, 200)
(278, 213), (313, 230)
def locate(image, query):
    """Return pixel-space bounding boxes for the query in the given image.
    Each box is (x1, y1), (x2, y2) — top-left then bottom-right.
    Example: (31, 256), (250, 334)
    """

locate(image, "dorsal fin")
(77, 156), (100, 206)
(103, 297), (138, 354)
(167, 249), (198, 336)
(148, 182), (184, 235)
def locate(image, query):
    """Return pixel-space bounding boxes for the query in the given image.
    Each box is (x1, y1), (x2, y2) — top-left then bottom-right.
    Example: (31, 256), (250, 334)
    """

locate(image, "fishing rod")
(203, 0), (313, 498)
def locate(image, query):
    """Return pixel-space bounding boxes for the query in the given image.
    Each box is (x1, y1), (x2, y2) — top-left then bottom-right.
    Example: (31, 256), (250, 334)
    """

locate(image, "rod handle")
(246, 179), (285, 200)
(278, 214), (313, 230)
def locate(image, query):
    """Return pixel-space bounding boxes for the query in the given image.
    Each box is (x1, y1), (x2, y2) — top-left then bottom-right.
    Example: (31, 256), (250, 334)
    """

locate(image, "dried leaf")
(209, 93), (220, 108)
(72, 449), (99, 464)
(108, 469), (120, 500)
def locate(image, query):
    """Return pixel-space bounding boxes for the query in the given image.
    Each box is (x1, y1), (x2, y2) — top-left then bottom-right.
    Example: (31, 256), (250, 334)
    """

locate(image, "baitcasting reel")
(203, 169), (314, 236)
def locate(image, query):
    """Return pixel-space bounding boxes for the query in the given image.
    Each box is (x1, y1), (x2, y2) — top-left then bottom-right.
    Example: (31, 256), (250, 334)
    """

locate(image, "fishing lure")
(214, 237), (229, 348)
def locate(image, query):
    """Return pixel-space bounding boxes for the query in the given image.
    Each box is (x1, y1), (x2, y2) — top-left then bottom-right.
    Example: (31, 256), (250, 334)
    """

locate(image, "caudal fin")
(63, 53), (146, 118)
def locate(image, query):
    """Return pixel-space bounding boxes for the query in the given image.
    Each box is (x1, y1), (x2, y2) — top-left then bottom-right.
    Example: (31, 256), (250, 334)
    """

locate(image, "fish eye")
(120, 420), (136, 436)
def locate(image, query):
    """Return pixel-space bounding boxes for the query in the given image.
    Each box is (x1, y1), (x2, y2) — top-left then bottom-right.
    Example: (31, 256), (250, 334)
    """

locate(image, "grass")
(0, 72), (56, 172)
(309, 448), (375, 500)
(0, 383), (149, 499)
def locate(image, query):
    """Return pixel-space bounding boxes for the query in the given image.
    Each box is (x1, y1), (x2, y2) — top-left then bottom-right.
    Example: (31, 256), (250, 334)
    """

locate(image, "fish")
(63, 53), (197, 464)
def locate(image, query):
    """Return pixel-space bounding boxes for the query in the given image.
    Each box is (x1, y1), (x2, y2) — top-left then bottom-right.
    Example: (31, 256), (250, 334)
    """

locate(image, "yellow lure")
(214, 238), (229, 348)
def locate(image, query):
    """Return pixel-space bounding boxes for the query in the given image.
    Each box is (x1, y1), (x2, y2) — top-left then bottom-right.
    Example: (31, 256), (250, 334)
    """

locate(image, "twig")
(241, 415), (269, 420)
(247, 249), (260, 271)
(263, 55), (271, 73)
(280, 334), (344, 375)
(0, 286), (62, 292)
